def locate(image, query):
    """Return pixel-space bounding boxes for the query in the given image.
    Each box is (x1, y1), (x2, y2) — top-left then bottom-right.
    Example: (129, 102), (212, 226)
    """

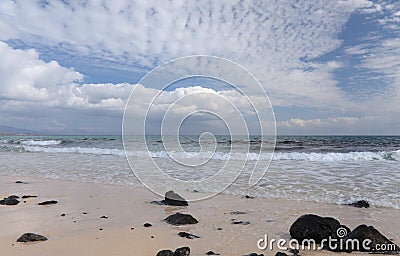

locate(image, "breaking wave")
(19, 145), (400, 161)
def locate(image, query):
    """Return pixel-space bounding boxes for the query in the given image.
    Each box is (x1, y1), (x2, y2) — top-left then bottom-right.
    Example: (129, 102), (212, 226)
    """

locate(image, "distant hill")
(0, 125), (40, 135)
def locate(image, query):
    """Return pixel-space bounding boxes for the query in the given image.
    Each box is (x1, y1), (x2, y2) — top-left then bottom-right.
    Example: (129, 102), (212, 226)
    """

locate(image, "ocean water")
(0, 135), (399, 209)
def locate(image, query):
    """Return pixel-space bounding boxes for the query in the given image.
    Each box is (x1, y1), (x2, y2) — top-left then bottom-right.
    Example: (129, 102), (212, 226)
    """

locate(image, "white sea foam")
(22, 145), (125, 156)
(20, 140), (63, 146)
(20, 145), (400, 162)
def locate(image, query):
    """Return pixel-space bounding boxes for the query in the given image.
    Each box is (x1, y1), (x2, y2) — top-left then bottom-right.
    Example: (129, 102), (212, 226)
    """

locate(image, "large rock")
(0, 195), (20, 205)
(17, 233), (48, 242)
(336, 225), (400, 253)
(289, 214), (342, 243)
(164, 213), (198, 226)
(162, 191), (188, 206)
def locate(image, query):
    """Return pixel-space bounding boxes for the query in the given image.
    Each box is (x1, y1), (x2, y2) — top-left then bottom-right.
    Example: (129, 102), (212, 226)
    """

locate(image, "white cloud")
(277, 116), (398, 135)
(0, 41), (82, 101)
(0, 0), (399, 133)
(0, 0), (369, 109)
(0, 41), (136, 132)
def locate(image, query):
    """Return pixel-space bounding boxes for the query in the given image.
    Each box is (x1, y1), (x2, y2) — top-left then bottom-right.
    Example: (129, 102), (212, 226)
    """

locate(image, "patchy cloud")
(0, 0), (399, 134)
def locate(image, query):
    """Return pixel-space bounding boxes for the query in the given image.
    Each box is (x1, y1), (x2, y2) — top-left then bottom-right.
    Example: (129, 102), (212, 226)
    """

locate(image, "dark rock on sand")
(288, 248), (300, 256)
(15, 181), (28, 184)
(21, 195), (37, 199)
(245, 195), (255, 199)
(100, 215), (108, 219)
(243, 253), (264, 256)
(275, 252), (288, 256)
(157, 250), (174, 256)
(0, 196), (20, 205)
(347, 200), (370, 208)
(144, 223), (152, 227)
(178, 232), (200, 239)
(332, 225), (400, 253)
(162, 191), (188, 206)
(164, 213), (198, 226)
(38, 200), (58, 205)
(231, 219), (251, 225)
(150, 200), (165, 205)
(206, 251), (220, 255)
(289, 214), (341, 243)
(230, 211), (246, 215)
(173, 246), (190, 256)
(17, 233), (47, 243)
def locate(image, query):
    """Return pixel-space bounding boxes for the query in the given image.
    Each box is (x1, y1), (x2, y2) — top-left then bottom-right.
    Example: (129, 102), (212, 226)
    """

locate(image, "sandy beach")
(1, 175), (399, 256)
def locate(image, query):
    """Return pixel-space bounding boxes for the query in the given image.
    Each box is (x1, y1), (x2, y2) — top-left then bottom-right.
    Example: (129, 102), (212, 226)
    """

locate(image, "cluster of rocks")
(2, 181), (69, 244)
(5, 183), (398, 256)
(289, 213), (399, 253)
(156, 191), (198, 256)
(0, 192), (56, 206)
(157, 246), (190, 256)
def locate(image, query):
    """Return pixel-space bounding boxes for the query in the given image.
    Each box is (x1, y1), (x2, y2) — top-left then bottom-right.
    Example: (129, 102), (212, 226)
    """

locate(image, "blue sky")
(0, 0), (399, 135)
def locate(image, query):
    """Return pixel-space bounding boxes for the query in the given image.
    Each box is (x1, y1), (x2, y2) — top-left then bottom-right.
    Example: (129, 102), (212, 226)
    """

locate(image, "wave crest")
(20, 145), (400, 161)
(20, 140), (63, 146)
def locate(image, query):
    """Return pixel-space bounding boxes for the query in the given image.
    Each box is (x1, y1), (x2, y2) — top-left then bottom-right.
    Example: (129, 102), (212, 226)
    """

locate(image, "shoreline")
(1, 175), (399, 256)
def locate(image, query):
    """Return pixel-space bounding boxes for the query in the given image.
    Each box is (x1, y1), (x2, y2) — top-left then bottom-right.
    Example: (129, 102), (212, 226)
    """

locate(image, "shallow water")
(0, 135), (399, 208)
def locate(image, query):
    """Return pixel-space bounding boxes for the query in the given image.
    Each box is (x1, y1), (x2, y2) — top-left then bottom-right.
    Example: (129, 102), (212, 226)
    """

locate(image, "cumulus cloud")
(0, 41), (136, 132)
(0, 41), (82, 101)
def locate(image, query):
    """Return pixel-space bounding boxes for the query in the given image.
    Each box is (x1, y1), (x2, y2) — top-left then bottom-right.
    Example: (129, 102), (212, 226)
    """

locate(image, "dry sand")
(0, 175), (399, 256)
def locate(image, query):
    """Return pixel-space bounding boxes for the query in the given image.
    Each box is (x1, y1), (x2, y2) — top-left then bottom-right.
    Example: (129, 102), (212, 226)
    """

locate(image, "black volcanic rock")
(178, 232), (200, 239)
(231, 219), (251, 225)
(0, 195), (20, 205)
(330, 224), (400, 253)
(289, 214), (341, 243)
(347, 200), (370, 208)
(162, 191), (188, 206)
(173, 246), (190, 256)
(38, 200), (58, 205)
(17, 233), (47, 243)
(157, 250), (174, 256)
(164, 213), (198, 226)
(206, 251), (220, 255)
(22, 195), (37, 199)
